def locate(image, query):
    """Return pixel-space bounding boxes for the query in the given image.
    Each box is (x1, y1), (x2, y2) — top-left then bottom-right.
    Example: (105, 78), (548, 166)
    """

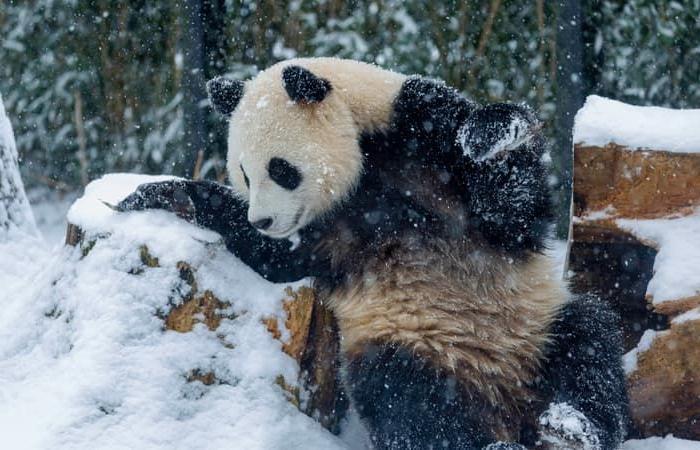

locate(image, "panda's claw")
(100, 200), (119, 211)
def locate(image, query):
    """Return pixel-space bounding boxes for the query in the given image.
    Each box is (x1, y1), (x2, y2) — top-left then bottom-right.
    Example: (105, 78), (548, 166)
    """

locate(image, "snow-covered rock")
(0, 174), (346, 450)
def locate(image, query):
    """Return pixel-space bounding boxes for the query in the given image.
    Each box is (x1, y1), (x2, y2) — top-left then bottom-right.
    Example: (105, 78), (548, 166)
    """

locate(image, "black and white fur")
(119, 58), (628, 449)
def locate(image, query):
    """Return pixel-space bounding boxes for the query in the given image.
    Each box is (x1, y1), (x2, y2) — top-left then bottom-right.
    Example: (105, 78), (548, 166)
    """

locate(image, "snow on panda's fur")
(120, 58), (628, 449)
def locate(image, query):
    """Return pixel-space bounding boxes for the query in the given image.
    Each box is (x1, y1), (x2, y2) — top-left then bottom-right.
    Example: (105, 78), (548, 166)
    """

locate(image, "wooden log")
(569, 137), (700, 439)
(628, 318), (700, 440)
(574, 145), (700, 220)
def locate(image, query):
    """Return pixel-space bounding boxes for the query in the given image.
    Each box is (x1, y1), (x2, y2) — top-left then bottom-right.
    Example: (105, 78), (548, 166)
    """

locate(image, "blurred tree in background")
(1, 0), (699, 234)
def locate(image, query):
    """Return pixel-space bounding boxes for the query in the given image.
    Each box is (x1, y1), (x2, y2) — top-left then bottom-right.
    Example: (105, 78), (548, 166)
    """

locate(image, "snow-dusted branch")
(0, 93), (38, 239)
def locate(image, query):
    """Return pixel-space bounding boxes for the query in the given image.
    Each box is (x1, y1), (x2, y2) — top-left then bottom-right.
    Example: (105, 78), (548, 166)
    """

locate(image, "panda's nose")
(250, 217), (273, 231)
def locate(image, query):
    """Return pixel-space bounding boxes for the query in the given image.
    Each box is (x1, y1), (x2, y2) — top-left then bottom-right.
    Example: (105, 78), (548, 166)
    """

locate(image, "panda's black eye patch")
(240, 164), (250, 188)
(268, 157), (302, 190)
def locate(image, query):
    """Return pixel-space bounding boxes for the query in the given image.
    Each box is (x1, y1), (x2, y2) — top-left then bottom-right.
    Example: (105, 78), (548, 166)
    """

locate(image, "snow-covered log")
(568, 96), (700, 440)
(0, 174), (348, 449)
(625, 313), (700, 440)
(0, 93), (38, 238)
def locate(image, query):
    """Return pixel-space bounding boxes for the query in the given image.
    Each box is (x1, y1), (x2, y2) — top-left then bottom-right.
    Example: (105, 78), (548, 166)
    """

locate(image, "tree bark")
(181, 0), (207, 178)
(554, 0), (586, 237)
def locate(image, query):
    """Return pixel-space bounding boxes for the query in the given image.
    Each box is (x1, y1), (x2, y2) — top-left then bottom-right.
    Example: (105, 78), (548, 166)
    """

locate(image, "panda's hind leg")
(538, 295), (629, 449)
(344, 342), (525, 450)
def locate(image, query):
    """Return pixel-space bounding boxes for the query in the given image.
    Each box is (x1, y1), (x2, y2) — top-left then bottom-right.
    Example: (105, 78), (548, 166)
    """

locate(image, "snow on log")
(0, 174), (347, 449)
(568, 95), (700, 440)
(0, 93), (38, 238)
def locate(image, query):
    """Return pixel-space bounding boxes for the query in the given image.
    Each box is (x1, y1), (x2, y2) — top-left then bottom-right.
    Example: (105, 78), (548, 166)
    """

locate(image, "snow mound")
(617, 210), (700, 308)
(622, 436), (700, 450)
(573, 95), (700, 153)
(0, 174), (345, 450)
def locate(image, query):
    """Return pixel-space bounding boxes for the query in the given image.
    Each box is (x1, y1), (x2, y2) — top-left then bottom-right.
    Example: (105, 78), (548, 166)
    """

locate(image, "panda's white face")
(236, 154), (306, 238)
(223, 62), (364, 239)
(207, 58), (405, 239)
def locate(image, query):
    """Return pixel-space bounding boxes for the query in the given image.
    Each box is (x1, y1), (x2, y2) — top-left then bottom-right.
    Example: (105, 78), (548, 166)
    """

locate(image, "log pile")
(568, 99), (700, 439)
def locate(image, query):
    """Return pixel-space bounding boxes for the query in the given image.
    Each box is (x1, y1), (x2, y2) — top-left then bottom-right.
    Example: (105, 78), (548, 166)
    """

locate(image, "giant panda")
(119, 58), (628, 449)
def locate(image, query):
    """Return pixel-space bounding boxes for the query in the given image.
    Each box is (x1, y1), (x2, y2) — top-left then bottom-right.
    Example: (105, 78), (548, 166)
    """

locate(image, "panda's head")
(207, 61), (375, 239)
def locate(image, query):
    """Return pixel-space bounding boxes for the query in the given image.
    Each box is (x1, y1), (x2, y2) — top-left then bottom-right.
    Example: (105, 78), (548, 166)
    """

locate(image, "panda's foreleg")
(458, 103), (552, 254)
(118, 180), (317, 282)
(538, 295), (628, 449)
(344, 342), (523, 450)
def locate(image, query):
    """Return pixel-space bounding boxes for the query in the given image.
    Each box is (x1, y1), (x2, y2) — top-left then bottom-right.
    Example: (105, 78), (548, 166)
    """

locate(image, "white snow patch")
(617, 210), (700, 306)
(67, 173), (179, 231)
(27, 188), (78, 245)
(623, 329), (663, 374)
(0, 174), (346, 450)
(622, 435), (700, 450)
(538, 402), (601, 450)
(578, 206), (617, 222)
(673, 307), (700, 325)
(458, 115), (535, 162)
(574, 95), (700, 153)
(338, 407), (372, 450)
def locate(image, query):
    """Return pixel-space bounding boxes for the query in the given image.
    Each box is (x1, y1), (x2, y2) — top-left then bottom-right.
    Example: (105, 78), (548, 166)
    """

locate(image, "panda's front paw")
(537, 402), (601, 450)
(457, 103), (540, 162)
(117, 180), (196, 222)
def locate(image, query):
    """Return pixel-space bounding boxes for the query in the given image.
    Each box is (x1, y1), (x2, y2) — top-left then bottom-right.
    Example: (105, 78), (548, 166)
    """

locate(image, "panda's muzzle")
(250, 217), (273, 231)
(260, 206), (306, 239)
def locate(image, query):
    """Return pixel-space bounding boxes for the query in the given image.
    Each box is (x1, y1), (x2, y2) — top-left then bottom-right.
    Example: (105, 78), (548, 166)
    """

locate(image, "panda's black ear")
(282, 65), (332, 104)
(206, 76), (245, 116)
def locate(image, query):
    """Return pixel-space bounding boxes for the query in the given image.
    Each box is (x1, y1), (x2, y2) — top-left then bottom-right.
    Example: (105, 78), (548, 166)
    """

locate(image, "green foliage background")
(1, 0), (699, 231)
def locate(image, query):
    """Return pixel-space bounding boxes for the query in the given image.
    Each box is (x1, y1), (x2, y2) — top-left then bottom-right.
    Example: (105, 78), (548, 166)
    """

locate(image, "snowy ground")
(26, 188), (78, 245)
(0, 178), (697, 450)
